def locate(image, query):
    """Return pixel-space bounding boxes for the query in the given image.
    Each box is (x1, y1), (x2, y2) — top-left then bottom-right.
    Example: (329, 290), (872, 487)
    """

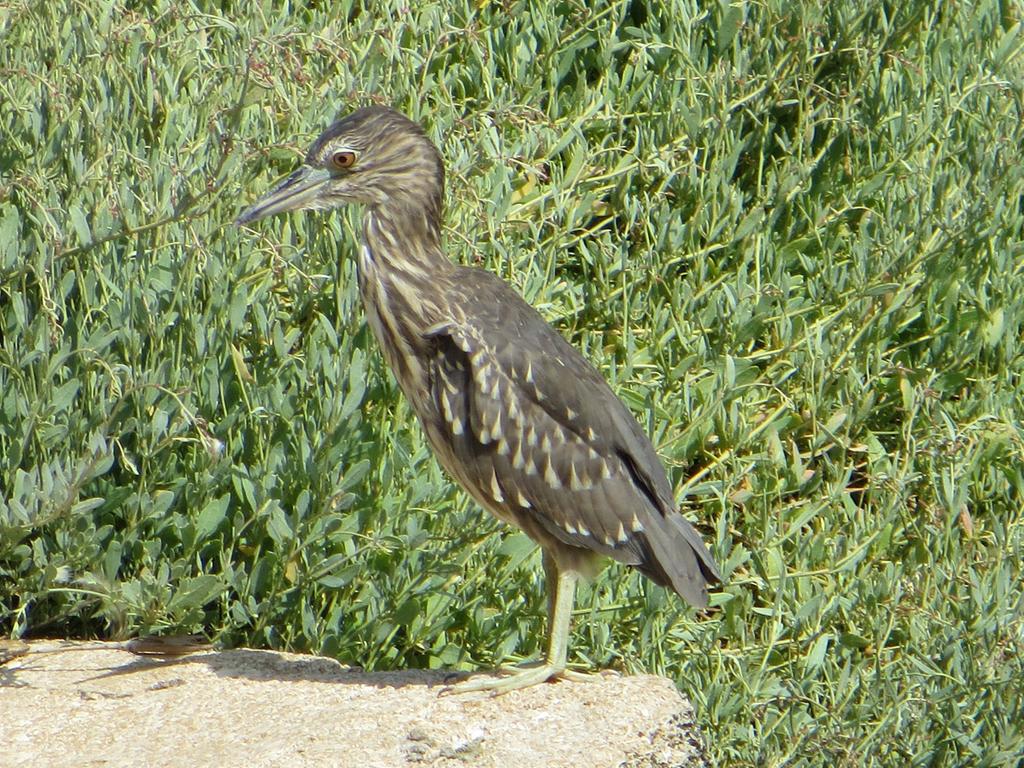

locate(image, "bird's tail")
(640, 513), (721, 608)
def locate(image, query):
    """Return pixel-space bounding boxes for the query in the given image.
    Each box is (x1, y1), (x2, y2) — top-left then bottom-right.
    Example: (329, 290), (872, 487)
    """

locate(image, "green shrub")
(2, 1), (1022, 764)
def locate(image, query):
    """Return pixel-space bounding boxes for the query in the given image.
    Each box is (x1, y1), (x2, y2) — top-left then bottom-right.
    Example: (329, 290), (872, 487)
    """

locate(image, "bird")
(236, 105), (721, 694)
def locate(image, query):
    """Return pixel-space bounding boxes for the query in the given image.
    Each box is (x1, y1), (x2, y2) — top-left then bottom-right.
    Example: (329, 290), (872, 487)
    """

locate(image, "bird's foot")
(440, 662), (602, 697)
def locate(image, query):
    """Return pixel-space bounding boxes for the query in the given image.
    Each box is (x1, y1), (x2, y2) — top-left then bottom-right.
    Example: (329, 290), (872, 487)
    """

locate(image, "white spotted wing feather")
(423, 269), (719, 607)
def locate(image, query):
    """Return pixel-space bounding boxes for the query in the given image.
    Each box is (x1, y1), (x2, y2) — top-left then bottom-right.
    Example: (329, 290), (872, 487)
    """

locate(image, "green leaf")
(195, 494), (230, 539)
(716, 3), (744, 55)
(266, 504), (294, 547)
(496, 532), (535, 571)
(804, 634), (831, 672)
(394, 598), (421, 628)
(169, 575), (224, 612)
(68, 204), (91, 246)
(51, 380), (81, 412)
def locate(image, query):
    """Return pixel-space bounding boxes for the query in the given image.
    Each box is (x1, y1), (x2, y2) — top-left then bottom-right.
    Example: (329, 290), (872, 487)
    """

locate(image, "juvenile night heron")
(236, 106), (720, 693)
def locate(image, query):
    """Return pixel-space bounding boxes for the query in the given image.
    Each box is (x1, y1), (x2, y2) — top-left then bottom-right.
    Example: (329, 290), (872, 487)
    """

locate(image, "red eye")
(331, 151), (356, 169)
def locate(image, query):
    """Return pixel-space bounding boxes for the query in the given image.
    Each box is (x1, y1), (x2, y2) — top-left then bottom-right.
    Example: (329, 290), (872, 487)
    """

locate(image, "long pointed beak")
(235, 165), (332, 225)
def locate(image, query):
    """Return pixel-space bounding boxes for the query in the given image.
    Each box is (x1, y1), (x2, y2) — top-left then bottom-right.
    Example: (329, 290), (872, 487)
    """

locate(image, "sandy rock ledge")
(0, 641), (710, 768)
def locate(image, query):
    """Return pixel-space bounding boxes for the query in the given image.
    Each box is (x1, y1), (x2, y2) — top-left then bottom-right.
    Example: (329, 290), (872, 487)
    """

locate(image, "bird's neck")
(359, 198), (455, 331)
(357, 199), (453, 416)
(360, 198), (450, 283)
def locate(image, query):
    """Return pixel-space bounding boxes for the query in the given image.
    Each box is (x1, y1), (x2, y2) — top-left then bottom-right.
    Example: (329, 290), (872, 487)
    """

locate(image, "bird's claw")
(437, 663), (602, 697)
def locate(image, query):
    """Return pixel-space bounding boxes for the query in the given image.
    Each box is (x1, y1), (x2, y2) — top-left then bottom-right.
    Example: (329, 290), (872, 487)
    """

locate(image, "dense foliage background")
(2, 0), (1023, 764)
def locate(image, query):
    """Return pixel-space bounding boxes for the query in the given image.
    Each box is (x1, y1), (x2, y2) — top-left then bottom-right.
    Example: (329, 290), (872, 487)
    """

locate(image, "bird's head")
(236, 106), (444, 226)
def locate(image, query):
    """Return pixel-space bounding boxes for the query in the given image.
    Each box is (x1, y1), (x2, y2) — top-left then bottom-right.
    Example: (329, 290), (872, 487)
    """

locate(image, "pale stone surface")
(0, 641), (709, 768)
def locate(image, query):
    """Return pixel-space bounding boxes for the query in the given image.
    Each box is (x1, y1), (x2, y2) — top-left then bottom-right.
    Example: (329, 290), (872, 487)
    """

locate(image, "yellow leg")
(446, 552), (590, 695)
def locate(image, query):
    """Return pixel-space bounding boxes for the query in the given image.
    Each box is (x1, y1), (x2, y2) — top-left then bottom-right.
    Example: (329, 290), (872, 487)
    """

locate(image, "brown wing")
(423, 269), (720, 606)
